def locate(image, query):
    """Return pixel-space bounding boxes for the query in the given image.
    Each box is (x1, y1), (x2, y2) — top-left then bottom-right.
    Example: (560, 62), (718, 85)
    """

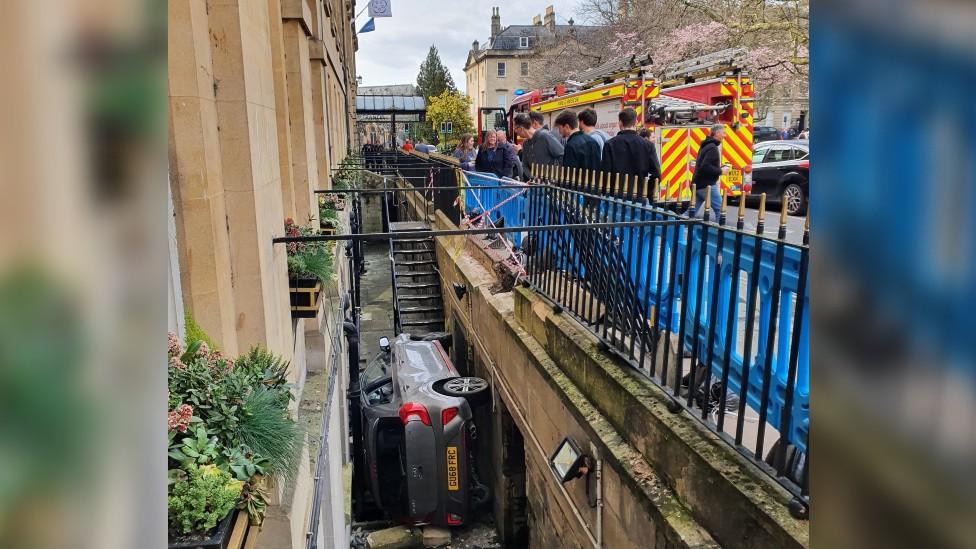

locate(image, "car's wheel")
(783, 183), (806, 216)
(437, 376), (489, 405)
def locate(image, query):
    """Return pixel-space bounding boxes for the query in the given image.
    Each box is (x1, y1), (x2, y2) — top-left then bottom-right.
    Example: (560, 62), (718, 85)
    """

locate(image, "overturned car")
(358, 333), (489, 527)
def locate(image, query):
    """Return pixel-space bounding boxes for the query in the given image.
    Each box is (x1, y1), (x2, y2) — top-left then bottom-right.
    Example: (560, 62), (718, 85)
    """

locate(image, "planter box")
(289, 276), (321, 318)
(169, 509), (239, 549)
(319, 222), (337, 234)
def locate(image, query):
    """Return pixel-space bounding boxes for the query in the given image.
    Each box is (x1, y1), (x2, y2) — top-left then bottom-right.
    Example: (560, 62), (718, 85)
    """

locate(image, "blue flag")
(359, 17), (375, 33)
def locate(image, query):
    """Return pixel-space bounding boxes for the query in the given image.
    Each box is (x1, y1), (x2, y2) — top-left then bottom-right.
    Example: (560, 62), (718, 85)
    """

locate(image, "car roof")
(755, 139), (809, 149)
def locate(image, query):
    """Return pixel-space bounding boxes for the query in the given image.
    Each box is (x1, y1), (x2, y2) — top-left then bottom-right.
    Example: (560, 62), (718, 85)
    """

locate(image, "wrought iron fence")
(464, 164), (809, 510)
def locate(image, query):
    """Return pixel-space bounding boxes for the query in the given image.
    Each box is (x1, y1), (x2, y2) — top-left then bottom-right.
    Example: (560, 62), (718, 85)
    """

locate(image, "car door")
(751, 144), (793, 197)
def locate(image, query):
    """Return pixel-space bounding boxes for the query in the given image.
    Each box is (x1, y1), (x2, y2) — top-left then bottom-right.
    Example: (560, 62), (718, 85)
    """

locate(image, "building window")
(521, 62), (529, 76)
(497, 62), (506, 77)
(497, 94), (506, 108)
(519, 36), (529, 48)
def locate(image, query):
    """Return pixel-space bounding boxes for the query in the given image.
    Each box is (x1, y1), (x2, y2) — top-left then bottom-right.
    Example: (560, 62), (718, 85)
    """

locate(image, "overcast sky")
(355, 1), (586, 90)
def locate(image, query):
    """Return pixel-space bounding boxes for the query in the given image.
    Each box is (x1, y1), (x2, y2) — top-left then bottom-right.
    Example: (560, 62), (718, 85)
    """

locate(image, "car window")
(765, 147), (791, 162)
(794, 148), (809, 160)
(366, 379), (394, 405)
(752, 148), (767, 163)
(362, 354), (390, 387)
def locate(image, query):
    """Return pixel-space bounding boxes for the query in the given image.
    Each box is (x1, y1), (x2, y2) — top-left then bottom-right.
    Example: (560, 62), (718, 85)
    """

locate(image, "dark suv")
(753, 125), (782, 143)
(358, 334), (489, 527)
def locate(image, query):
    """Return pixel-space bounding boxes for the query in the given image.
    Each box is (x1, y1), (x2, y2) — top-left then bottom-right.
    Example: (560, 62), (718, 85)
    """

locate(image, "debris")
(422, 526), (451, 547)
(365, 525), (423, 549)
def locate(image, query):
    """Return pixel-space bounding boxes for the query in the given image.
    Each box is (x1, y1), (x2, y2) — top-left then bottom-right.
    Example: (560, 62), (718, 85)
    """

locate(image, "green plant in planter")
(168, 464), (244, 536)
(285, 218), (334, 284)
(236, 386), (302, 482)
(223, 446), (269, 481)
(169, 427), (220, 467)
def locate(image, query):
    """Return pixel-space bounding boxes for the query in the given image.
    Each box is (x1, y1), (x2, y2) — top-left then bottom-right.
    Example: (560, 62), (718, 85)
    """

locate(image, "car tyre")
(783, 183), (806, 216)
(436, 376), (490, 406)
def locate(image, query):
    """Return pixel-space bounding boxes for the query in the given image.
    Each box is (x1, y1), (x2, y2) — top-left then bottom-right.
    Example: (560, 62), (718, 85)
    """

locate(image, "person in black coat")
(474, 130), (514, 178)
(691, 124), (728, 219)
(600, 108), (661, 192)
(554, 110), (601, 171)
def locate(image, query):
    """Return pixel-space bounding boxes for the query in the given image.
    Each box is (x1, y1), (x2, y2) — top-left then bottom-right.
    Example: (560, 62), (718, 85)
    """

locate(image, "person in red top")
(402, 139), (414, 152)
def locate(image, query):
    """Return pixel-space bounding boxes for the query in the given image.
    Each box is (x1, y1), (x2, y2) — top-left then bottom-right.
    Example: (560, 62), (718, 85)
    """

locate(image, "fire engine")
(493, 50), (755, 200)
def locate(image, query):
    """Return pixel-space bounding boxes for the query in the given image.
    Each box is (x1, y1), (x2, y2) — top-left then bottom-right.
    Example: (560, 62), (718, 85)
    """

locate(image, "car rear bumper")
(403, 419), (469, 526)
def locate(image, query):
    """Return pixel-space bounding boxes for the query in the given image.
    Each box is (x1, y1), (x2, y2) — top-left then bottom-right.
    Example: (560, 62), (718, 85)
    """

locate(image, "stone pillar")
(168, 0), (239, 355)
(310, 41), (333, 190)
(267, 0), (298, 220)
(208, 0), (292, 357)
(282, 12), (319, 225)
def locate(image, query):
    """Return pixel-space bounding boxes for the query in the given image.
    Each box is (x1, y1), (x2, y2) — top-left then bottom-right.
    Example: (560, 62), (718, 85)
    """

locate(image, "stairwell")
(389, 221), (444, 337)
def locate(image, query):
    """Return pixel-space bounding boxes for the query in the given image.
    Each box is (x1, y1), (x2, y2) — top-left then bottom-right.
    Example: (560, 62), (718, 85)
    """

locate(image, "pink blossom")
(167, 332), (183, 358)
(168, 403), (194, 432)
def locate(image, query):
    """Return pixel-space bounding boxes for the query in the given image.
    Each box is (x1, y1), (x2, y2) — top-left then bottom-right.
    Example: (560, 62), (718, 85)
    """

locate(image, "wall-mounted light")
(453, 282), (468, 300)
(550, 437), (589, 483)
(379, 336), (391, 353)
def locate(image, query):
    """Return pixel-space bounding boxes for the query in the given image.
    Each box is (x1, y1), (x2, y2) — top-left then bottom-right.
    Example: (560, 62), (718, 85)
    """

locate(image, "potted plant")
(284, 217), (334, 318)
(318, 196), (340, 234)
(167, 334), (301, 548)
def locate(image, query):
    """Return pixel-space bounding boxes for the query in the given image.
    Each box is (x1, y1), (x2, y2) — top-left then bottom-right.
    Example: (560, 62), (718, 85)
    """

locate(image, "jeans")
(693, 185), (722, 220)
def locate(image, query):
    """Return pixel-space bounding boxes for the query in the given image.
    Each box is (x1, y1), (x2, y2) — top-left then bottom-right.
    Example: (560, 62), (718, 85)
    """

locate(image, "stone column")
(282, 6), (319, 225)
(168, 0), (239, 354)
(267, 0), (298, 220)
(310, 40), (333, 190)
(208, 0), (292, 357)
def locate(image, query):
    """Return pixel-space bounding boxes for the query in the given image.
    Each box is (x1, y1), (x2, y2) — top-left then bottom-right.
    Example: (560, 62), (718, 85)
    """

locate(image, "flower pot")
(168, 509), (236, 549)
(289, 276), (321, 318)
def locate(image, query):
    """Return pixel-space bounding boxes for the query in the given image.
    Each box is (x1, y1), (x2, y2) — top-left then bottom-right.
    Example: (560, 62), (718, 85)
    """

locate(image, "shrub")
(184, 311), (217, 350)
(237, 386), (302, 482)
(168, 464), (243, 536)
(285, 218), (334, 283)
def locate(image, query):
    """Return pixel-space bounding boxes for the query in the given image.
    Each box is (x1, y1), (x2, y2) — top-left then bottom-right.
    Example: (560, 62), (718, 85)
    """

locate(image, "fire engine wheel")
(783, 183), (806, 216)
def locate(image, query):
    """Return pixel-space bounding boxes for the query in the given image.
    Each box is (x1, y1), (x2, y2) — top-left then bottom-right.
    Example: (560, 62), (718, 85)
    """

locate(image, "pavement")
(358, 242), (396, 366)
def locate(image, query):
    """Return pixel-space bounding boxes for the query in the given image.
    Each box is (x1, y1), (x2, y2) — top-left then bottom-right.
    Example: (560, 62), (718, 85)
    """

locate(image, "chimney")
(490, 7), (501, 39)
(543, 5), (555, 30)
(532, 14), (541, 26)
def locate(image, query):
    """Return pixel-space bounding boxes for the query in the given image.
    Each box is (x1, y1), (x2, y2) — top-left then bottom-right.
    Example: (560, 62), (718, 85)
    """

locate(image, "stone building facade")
(463, 5), (582, 122)
(168, 0), (359, 547)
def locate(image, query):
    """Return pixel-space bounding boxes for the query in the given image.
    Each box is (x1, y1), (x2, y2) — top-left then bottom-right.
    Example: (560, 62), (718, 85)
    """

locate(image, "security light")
(550, 437), (588, 483)
(452, 282), (467, 300)
(379, 336), (391, 353)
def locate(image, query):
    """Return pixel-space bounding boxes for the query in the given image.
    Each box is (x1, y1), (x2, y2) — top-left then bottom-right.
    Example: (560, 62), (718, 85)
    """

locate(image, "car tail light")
(797, 160), (809, 169)
(441, 407), (459, 425)
(399, 402), (431, 426)
(447, 513), (463, 525)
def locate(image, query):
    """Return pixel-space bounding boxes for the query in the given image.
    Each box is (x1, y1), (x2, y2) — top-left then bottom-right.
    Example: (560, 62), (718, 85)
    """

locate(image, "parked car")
(744, 140), (809, 215)
(753, 125), (782, 143)
(358, 333), (489, 527)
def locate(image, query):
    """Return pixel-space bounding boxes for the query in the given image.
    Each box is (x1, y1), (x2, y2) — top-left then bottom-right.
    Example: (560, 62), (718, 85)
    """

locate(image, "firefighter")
(692, 124), (728, 220)
(554, 110), (601, 171)
(601, 108), (661, 188)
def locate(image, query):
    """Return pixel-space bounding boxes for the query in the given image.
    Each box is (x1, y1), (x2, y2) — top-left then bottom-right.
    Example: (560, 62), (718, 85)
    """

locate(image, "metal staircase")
(389, 222), (445, 337)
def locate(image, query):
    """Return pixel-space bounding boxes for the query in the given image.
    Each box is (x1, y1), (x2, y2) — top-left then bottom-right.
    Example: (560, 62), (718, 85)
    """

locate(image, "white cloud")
(355, 1), (584, 91)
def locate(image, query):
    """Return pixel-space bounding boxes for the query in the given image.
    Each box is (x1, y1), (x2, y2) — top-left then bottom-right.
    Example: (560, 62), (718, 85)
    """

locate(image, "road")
(737, 204), (807, 246)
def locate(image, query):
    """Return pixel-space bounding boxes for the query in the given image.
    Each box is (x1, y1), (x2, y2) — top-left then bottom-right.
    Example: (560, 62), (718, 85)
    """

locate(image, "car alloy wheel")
(783, 183), (805, 215)
(443, 377), (488, 395)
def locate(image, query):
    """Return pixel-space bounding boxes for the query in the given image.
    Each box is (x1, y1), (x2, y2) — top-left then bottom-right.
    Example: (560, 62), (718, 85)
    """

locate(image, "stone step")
(395, 270), (438, 278)
(397, 306), (443, 314)
(397, 294), (442, 301)
(400, 318), (444, 327)
(396, 282), (440, 289)
(396, 259), (436, 267)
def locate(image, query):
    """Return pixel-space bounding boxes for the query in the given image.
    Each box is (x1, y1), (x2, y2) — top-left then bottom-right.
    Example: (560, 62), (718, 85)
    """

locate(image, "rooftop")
(355, 95), (426, 112)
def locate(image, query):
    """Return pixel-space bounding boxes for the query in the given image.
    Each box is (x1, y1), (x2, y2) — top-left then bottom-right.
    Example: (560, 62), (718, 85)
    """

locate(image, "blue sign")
(514, 89), (525, 96)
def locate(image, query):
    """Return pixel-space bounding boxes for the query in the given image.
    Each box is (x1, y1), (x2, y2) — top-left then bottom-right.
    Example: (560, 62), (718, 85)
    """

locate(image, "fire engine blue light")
(514, 89), (525, 96)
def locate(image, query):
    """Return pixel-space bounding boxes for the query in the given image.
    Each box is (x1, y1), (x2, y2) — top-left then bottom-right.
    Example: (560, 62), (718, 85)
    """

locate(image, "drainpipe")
(595, 459), (603, 548)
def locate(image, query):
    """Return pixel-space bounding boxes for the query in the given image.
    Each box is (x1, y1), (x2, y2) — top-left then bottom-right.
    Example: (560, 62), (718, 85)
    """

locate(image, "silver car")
(359, 334), (489, 527)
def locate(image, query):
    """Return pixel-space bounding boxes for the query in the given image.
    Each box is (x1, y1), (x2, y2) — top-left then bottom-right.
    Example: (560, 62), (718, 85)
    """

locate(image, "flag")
(368, 0), (392, 18)
(359, 17), (375, 33)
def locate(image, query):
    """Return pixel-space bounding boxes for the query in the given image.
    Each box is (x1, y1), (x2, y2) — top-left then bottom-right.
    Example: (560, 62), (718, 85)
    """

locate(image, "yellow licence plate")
(727, 169), (742, 185)
(446, 447), (459, 491)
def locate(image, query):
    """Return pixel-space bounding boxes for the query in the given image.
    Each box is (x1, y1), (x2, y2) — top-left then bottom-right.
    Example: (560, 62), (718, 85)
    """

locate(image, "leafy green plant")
(238, 476), (270, 526)
(284, 218), (335, 283)
(237, 386), (302, 482)
(184, 311), (217, 350)
(169, 427), (220, 467)
(168, 464), (244, 536)
(223, 446), (269, 481)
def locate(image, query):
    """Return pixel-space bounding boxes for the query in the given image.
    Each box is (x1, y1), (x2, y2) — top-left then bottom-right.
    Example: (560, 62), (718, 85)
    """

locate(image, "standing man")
(578, 107), (610, 160)
(554, 110), (601, 171)
(601, 108), (661, 189)
(691, 124), (727, 220)
(496, 130), (522, 179)
(514, 113), (564, 172)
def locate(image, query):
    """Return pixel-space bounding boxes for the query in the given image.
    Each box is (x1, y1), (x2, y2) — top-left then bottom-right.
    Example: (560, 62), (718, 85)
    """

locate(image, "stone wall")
(398, 193), (809, 548)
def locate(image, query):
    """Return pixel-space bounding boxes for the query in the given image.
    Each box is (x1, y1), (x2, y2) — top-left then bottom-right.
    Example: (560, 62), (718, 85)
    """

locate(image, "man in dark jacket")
(554, 110), (601, 171)
(691, 124), (728, 219)
(497, 130), (522, 179)
(515, 113), (564, 172)
(601, 108), (661, 193)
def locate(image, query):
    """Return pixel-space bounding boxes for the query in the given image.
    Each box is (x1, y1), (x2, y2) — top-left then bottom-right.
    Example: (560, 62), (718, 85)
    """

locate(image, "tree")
(415, 45), (457, 102)
(425, 90), (473, 149)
